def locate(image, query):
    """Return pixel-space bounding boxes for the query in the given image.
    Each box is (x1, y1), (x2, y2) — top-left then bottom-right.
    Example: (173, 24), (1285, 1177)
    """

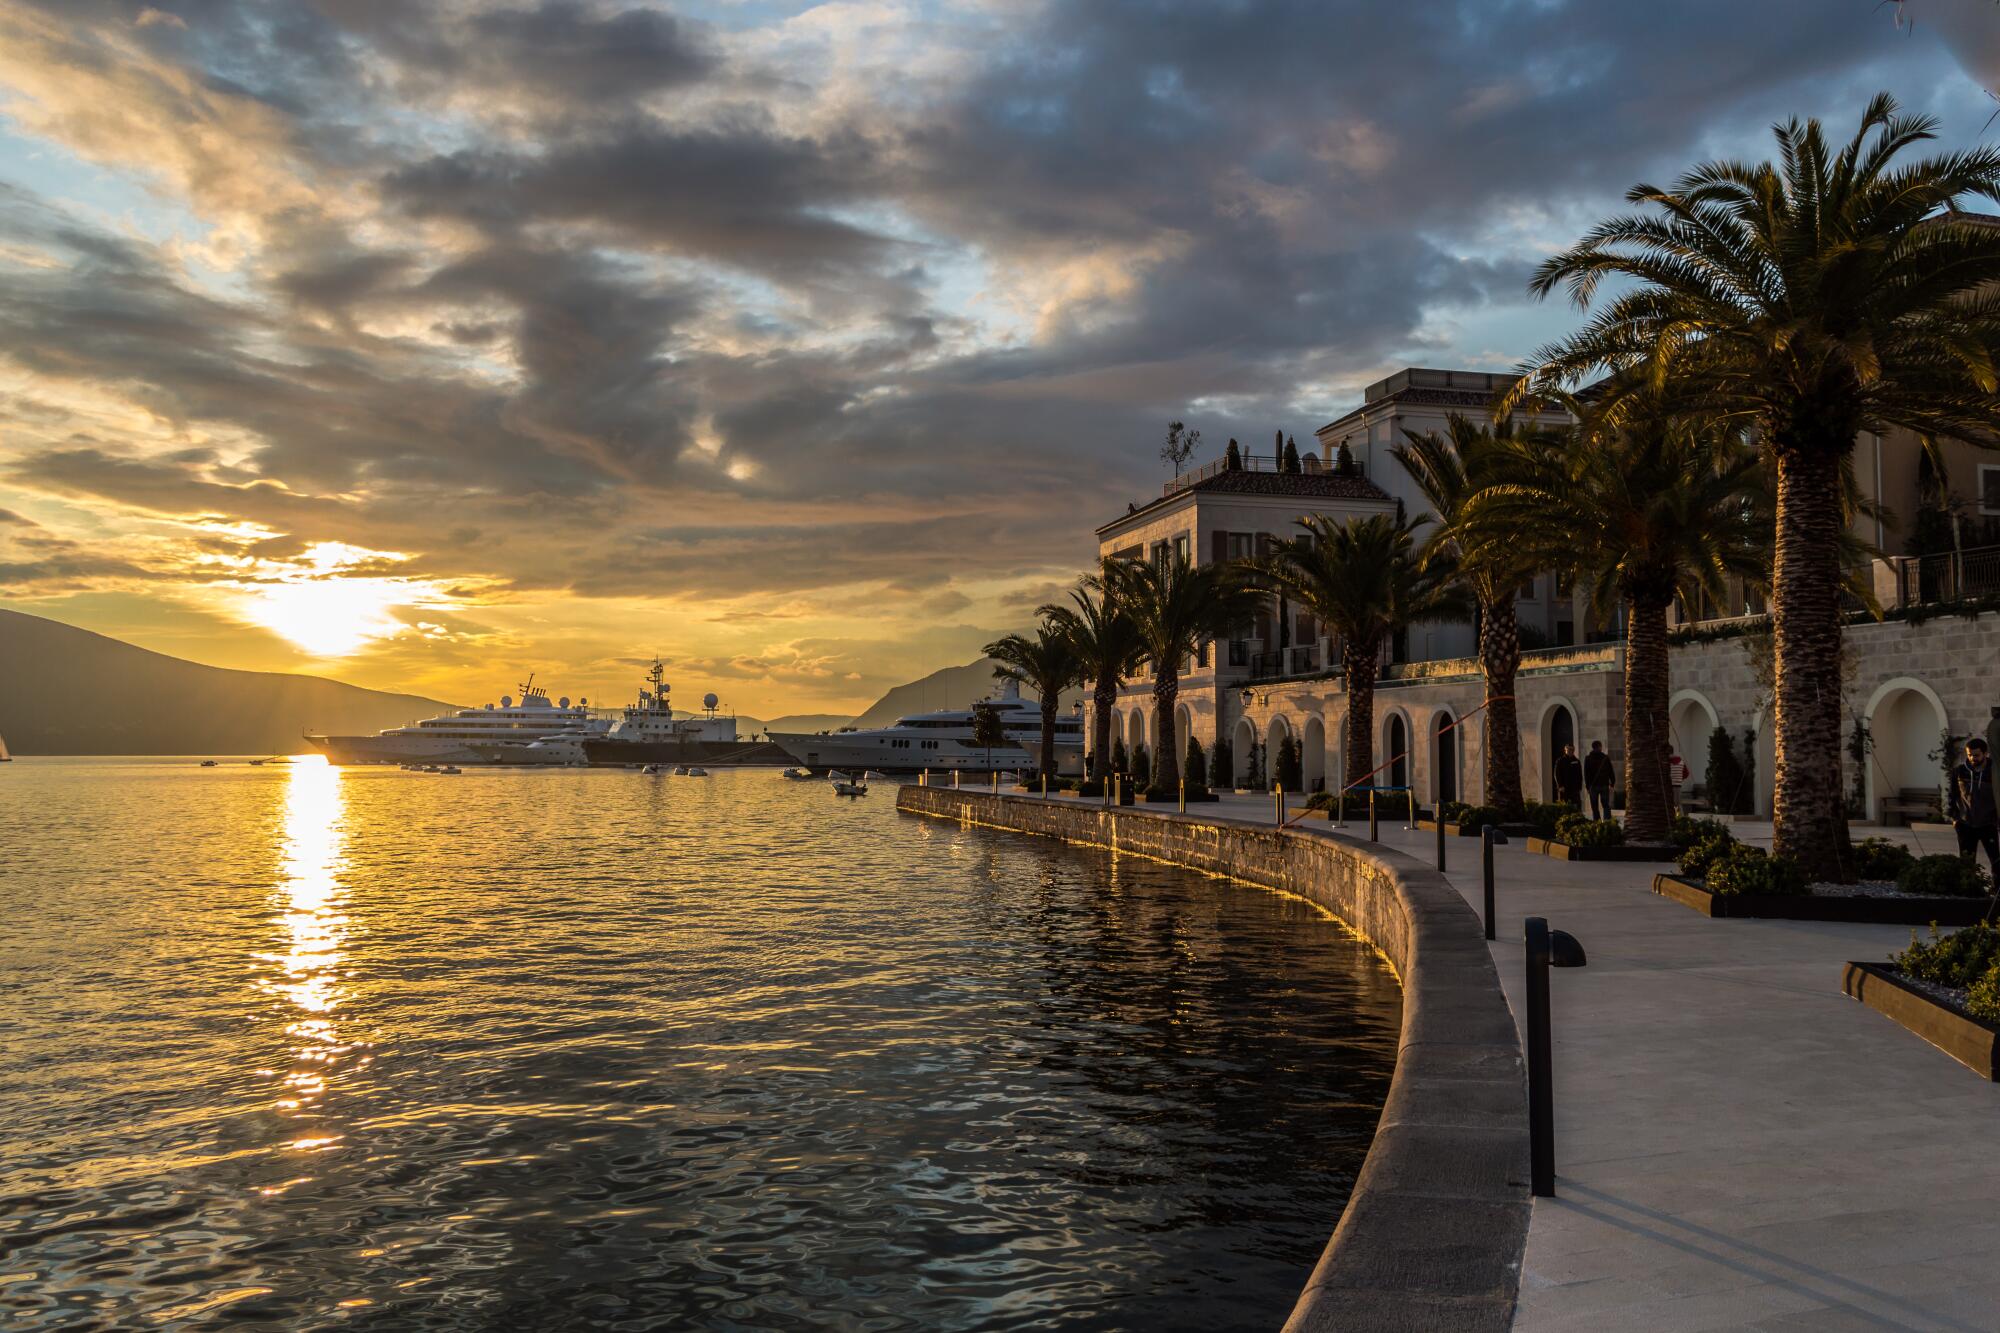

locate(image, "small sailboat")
(0, 732), (12, 762)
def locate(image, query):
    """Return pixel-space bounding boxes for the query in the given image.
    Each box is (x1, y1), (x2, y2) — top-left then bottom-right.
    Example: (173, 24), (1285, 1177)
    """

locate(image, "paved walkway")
(1024, 789), (2000, 1329)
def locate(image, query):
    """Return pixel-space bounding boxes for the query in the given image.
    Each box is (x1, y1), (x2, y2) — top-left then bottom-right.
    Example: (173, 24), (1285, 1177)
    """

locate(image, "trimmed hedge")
(1554, 814), (1625, 849)
(1850, 836), (1917, 882)
(1707, 845), (1808, 897)
(1897, 854), (1991, 899)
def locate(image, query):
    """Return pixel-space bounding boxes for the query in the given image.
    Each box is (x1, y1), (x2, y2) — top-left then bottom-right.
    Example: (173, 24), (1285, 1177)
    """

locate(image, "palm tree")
(1106, 556), (1263, 795)
(1393, 415), (1555, 821)
(1041, 565), (1143, 783)
(1256, 513), (1466, 794)
(983, 622), (1081, 780)
(1467, 405), (1766, 841)
(1511, 93), (2000, 878)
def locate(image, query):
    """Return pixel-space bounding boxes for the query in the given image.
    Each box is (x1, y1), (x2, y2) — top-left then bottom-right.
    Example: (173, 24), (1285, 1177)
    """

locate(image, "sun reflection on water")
(260, 756), (352, 1116)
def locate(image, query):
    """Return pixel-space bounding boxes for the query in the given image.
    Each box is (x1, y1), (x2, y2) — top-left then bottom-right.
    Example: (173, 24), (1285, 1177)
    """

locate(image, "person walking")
(1554, 743), (1584, 812)
(1583, 740), (1615, 821)
(1952, 738), (2000, 916)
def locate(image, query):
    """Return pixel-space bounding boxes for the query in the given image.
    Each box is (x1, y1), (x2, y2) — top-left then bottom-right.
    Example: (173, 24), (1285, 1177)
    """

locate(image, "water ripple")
(0, 761), (1399, 1330)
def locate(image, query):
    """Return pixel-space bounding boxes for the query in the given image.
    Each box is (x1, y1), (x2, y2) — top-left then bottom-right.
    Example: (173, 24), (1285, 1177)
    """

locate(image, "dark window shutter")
(1212, 530), (1229, 564)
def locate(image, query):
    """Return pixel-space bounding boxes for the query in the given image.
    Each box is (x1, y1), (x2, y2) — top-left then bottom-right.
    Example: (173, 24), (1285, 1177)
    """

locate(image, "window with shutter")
(1982, 465), (2000, 515)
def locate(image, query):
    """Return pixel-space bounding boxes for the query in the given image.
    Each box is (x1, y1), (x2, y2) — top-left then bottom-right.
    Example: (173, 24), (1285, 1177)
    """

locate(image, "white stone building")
(1092, 366), (2000, 819)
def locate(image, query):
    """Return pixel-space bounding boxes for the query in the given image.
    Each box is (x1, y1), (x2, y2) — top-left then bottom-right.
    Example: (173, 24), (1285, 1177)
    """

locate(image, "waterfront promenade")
(972, 787), (2000, 1330)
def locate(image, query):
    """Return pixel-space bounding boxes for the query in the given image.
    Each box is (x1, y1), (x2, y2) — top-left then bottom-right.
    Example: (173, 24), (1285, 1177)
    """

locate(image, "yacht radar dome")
(703, 692), (719, 712)
(501, 695), (513, 708)
(559, 697), (570, 708)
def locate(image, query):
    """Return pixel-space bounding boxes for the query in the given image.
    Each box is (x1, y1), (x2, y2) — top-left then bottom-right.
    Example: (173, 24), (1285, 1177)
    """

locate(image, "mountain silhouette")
(0, 609), (457, 755)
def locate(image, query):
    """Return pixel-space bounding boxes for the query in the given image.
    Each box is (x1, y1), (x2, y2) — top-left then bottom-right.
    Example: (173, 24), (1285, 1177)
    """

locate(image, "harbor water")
(0, 760), (1400, 1331)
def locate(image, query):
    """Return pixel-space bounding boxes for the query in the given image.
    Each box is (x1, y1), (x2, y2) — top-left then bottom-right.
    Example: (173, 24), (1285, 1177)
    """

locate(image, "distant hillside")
(740, 713), (853, 737)
(851, 658), (1084, 729)
(0, 609), (458, 755)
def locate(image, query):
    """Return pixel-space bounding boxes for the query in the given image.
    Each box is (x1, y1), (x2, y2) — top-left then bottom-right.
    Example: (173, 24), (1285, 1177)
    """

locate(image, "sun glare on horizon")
(224, 542), (455, 658)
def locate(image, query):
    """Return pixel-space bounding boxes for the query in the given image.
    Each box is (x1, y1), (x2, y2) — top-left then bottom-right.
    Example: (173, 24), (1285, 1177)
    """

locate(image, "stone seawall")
(896, 786), (1529, 1331)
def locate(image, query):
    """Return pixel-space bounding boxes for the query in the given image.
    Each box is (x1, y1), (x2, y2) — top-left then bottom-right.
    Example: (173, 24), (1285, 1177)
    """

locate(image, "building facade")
(1092, 366), (2000, 817)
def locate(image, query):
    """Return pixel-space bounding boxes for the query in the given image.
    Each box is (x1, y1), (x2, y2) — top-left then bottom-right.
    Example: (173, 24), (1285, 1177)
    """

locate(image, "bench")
(1881, 787), (1941, 827)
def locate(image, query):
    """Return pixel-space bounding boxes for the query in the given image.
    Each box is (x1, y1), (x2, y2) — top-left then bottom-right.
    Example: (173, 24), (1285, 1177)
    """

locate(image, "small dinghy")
(641, 763), (665, 774)
(828, 769), (870, 797)
(199, 759), (218, 767)
(780, 766), (816, 781)
(684, 766), (710, 777)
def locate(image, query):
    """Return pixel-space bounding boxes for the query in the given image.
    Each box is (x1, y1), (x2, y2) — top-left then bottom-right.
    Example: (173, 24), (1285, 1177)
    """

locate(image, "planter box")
(1843, 961), (2000, 1080)
(1415, 818), (1502, 840)
(1526, 837), (1677, 862)
(1653, 873), (1992, 924)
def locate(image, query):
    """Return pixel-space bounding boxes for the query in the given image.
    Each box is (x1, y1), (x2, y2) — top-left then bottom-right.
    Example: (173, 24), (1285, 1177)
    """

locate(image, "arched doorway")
(1127, 708), (1147, 757)
(1266, 715), (1293, 791)
(1302, 715), (1327, 793)
(1175, 703), (1195, 777)
(1668, 690), (1719, 801)
(1233, 716), (1259, 789)
(1384, 712), (1410, 792)
(1541, 700), (1577, 800)
(1864, 679), (1950, 824)
(1433, 711), (1459, 807)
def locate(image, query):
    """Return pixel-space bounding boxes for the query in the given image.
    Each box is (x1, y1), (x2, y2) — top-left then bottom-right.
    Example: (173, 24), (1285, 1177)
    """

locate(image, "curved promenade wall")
(896, 786), (1529, 1331)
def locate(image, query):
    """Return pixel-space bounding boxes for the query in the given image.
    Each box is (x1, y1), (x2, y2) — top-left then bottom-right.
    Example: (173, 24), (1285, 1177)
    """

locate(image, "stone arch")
(1538, 696), (1579, 801)
(1302, 714), (1327, 792)
(1382, 708), (1412, 793)
(1233, 715), (1259, 788)
(1863, 677), (1951, 824)
(1668, 689), (1721, 803)
(1175, 703), (1195, 774)
(1126, 707), (1147, 758)
(1266, 714), (1296, 793)
(1433, 710), (1460, 807)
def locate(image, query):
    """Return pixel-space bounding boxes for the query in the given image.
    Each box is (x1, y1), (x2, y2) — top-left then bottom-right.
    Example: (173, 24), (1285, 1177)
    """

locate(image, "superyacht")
(769, 680), (1083, 775)
(580, 661), (789, 766)
(307, 677), (596, 765)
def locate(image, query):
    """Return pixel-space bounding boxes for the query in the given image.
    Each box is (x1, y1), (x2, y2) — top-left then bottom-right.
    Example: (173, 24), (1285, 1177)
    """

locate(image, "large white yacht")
(307, 677), (597, 765)
(579, 660), (788, 766)
(769, 680), (1084, 775)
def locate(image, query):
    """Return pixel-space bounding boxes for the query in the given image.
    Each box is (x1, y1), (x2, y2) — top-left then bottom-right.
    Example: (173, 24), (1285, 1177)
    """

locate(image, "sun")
(241, 578), (411, 657)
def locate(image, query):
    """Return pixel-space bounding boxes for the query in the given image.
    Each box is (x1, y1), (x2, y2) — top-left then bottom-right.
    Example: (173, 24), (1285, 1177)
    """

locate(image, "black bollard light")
(1435, 809), (1447, 872)
(1368, 789), (1378, 842)
(1482, 826), (1496, 942)
(1525, 916), (1587, 1198)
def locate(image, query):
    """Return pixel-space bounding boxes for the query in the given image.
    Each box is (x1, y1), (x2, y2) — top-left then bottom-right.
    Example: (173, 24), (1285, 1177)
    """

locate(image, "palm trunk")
(1342, 635), (1379, 789)
(1091, 668), (1117, 781)
(1770, 445), (1848, 880)
(1481, 594), (1525, 820)
(1623, 594), (1673, 842)
(1040, 697), (1057, 779)
(1152, 660), (1180, 793)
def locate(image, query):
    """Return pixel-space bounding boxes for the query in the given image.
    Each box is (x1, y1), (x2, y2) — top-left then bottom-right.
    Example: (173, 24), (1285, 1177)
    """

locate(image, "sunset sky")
(3, 1), (1998, 717)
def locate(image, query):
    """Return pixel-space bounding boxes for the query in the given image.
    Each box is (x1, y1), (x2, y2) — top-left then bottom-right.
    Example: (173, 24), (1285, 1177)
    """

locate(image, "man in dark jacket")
(1953, 737), (2000, 883)
(1554, 744), (1584, 811)
(1583, 741), (1615, 820)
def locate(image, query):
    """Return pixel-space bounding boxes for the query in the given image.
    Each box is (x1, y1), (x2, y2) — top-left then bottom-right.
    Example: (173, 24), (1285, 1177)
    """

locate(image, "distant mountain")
(740, 713), (853, 737)
(851, 658), (1084, 730)
(0, 609), (458, 755)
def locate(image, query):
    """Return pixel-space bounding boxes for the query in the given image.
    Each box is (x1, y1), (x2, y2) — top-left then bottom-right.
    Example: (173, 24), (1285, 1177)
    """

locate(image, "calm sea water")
(0, 760), (1400, 1331)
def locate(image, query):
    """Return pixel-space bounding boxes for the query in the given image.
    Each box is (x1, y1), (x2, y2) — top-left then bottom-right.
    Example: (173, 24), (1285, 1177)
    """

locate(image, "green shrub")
(1452, 804), (1502, 832)
(1522, 800), (1569, 837)
(1707, 845), (1808, 897)
(1677, 823), (1738, 879)
(1306, 791), (1376, 817)
(1554, 813), (1625, 848)
(1669, 813), (1732, 850)
(1897, 854), (1991, 898)
(1966, 962), (2000, 1023)
(1850, 836), (1916, 882)
(1894, 923), (2000, 988)
(1076, 779), (1105, 798)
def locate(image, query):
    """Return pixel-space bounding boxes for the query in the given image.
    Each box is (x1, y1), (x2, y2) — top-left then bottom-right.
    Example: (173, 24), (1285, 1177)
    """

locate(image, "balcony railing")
(1163, 450), (1325, 495)
(1879, 544), (2000, 608)
(1245, 644), (1324, 680)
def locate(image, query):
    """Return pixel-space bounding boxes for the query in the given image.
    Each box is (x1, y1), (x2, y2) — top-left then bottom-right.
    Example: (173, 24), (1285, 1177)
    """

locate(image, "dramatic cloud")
(0, 0), (1986, 711)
